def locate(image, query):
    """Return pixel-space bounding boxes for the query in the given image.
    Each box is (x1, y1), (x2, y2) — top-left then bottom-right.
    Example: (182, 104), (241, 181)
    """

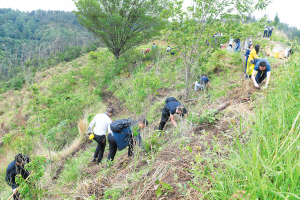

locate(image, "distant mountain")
(0, 9), (102, 91)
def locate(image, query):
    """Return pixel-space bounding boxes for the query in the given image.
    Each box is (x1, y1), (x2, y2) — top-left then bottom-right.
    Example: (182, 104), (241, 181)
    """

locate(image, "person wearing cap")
(6, 153), (30, 200)
(251, 58), (271, 89)
(107, 118), (148, 162)
(158, 97), (187, 131)
(88, 107), (114, 164)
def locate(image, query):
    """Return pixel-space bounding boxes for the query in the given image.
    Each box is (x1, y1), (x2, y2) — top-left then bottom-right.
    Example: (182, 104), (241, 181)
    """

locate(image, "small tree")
(73, 0), (168, 61)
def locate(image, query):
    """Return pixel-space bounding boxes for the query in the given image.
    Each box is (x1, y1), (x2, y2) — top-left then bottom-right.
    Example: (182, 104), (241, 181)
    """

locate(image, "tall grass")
(201, 58), (300, 199)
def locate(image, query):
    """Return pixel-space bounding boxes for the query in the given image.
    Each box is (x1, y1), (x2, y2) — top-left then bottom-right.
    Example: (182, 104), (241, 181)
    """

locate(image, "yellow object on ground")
(89, 134), (94, 140)
(275, 53), (279, 59)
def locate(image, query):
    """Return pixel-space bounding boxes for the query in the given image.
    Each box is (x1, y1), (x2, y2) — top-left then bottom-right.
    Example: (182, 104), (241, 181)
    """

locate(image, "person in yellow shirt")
(246, 44), (260, 78)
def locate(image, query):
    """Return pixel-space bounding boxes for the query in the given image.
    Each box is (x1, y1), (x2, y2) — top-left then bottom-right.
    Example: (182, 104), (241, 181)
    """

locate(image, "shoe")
(91, 158), (96, 162)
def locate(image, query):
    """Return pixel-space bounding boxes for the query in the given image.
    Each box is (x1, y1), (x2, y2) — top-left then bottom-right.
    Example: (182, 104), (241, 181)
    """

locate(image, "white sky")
(0, 0), (300, 29)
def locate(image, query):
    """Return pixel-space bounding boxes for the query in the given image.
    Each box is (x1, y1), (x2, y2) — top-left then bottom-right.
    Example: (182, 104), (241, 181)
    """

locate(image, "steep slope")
(0, 37), (297, 199)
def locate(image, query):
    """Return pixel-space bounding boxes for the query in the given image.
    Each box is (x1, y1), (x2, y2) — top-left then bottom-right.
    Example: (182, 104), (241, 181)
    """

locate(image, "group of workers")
(88, 97), (187, 165)
(5, 37), (274, 199)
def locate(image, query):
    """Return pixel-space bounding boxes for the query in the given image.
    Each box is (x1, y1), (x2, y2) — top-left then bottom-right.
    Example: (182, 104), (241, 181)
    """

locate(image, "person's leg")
(93, 135), (101, 160)
(158, 107), (170, 131)
(195, 82), (198, 91)
(255, 71), (263, 84)
(96, 135), (106, 164)
(270, 31), (272, 37)
(258, 73), (267, 84)
(128, 136), (134, 157)
(107, 133), (118, 162)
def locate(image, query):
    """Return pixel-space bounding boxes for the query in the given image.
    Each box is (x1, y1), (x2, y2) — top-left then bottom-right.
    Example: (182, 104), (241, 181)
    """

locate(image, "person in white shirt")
(88, 107), (114, 164)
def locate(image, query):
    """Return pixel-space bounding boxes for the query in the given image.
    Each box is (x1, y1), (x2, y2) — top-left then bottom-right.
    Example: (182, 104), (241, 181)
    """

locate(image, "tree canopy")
(73, 0), (168, 60)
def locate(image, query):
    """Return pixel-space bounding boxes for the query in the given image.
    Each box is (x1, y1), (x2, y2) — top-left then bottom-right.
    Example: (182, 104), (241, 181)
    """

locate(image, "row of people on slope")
(263, 26), (274, 38)
(89, 97), (187, 164)
(141, 44), (175, 56)
(245, 44), (271, 89)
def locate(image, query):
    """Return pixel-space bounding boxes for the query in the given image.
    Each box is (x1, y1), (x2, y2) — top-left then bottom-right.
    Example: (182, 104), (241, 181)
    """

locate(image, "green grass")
(197, 57), (300, 199)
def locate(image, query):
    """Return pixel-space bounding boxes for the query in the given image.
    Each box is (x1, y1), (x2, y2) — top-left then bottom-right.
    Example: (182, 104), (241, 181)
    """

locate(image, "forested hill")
(0, 9), (102, 92)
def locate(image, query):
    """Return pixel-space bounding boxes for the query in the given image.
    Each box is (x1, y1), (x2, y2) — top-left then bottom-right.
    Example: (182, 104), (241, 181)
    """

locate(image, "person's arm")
(251, 70), (259, 87)
(88, 115), (97, 133)
(207, 82), (210, 88)
(170, 115), (177, 127)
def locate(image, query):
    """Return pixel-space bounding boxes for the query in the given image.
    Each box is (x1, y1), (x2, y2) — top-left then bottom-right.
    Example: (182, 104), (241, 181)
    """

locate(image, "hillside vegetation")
(1, 33), (299, 199)
(0, 9), (102, 92)
(1, 0), (300, 198)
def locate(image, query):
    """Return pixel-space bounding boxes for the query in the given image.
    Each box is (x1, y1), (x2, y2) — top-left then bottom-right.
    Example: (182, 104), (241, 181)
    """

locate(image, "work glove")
(12, 188), (17, 193)
(254, 82), (259, 88)
(261, 85), (268, 90)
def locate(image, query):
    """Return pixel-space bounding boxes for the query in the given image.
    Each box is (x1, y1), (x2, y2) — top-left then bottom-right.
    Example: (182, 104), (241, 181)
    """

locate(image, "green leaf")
(187, 146), (192, 153)
(155, 179), (160, 185)
(161, 182), (173, 190)
(156, 188), (162, 197)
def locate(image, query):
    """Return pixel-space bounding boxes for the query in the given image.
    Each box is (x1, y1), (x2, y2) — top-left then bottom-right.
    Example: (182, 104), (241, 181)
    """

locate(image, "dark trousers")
(107, 133), (133, 161)
(268, 31), (272, 38)
(93, 135), (106, 164)
(263, 30), (268, 38)
(159, 107), (170, 131)
(255, 71), (267, 84)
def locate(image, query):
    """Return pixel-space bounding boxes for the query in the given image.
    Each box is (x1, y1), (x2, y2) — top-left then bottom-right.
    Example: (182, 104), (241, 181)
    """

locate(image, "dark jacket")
(6, 160), (30, 189)
(112, 120), (142, 151)
(164, 97), (187, 116)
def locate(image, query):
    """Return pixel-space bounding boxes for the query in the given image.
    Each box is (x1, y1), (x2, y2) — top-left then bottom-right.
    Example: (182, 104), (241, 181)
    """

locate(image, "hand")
(254, 82), (259, 88)
(261, 85), (268, 90)
(12, 188), (17, 193)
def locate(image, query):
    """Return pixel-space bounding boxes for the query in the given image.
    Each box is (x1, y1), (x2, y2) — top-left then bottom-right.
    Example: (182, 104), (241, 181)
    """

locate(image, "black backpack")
(165, 97), (179, 104)
(110, 119), (134, 133)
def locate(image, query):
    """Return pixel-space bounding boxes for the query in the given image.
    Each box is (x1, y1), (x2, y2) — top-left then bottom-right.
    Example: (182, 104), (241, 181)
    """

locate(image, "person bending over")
(158, 97), (187, 131)
(195, 74), (210, 91)
(251, 59), (271, 90)
(6, 153), (30, 200)
(107, 118), (148, 161)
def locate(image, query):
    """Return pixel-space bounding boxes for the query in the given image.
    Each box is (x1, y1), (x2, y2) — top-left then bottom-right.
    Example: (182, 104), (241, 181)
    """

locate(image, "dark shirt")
(198, 76), (209, 85)
(245, 49), (251, 58)
(6, 160), (30, 189)
(166, 102), (187, 115)
(254, 58), (271, 73)
(112, 120), (142, 151)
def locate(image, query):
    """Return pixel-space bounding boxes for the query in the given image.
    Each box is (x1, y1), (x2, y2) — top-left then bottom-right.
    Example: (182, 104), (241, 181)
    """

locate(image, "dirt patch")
(101, 88), (127, 118)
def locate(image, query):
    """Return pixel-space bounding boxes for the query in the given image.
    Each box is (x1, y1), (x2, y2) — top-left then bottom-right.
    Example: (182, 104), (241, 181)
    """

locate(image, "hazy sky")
(1, 0), (300, 28)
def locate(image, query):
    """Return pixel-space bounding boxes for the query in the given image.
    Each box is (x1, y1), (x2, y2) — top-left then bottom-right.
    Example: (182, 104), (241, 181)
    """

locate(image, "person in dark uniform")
(158, 97), (187, 131)
(6, 153), (30, 200)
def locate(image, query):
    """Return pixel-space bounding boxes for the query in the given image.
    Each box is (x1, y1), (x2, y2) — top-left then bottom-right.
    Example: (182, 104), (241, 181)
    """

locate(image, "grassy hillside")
(0, 37), (299, 199)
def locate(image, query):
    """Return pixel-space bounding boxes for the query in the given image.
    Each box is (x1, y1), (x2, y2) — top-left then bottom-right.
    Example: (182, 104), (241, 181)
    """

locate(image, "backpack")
(165, 97), (179, 104)
(110, 119), (133, 133)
